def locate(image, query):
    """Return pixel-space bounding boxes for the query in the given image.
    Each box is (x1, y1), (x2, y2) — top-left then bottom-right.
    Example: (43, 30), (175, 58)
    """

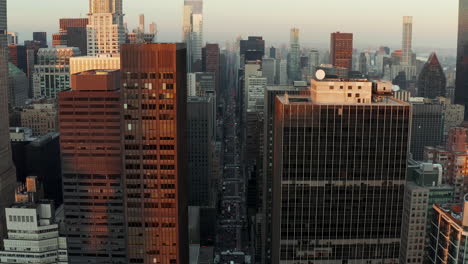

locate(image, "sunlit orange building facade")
(120, 43), (188, 264)
(58, 69), (126, 264)
(330, 32), (353, 70)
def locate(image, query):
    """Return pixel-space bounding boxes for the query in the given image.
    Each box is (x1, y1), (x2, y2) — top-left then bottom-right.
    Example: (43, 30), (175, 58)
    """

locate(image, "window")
(329, 86), (334, 90)
(348, 93), (352, 97)
(348, 86), (352, 90)
(356, 93), (360, 98)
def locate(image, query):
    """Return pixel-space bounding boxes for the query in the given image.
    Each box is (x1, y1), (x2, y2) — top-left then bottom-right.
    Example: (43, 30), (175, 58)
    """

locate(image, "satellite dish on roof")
(315, 69), (326, 80)
(392, 85), (400, 92)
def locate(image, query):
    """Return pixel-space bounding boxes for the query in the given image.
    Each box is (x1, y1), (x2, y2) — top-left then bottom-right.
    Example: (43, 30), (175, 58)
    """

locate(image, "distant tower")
(455, 0), (468, 120)
(330, 32), (353, 70)
(417, 53), (446, 99)
(149, 22), (157, 34)
(288, 28), (301, 82)
(139, 14), (145, 32)
(183, 0), (203, 72)
(0, 0), (17, 244)
(402, 16), (413, 65)
(87, 0), (125, 55)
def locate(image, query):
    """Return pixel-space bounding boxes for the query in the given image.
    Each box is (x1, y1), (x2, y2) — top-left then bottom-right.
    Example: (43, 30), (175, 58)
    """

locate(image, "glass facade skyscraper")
(272, 79), (411, 263)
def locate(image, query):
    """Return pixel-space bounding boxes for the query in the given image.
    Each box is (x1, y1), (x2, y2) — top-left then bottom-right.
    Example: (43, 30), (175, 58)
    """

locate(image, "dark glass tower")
(0, 0), (17, 243)
(120, 43), (188, 264)
(417, 53), (446, 99)
(271, 79), (411, 263)
(455, 0), (468, 119)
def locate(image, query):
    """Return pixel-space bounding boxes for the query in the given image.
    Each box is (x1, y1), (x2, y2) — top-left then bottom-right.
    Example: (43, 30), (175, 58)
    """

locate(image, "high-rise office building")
(8, 44), (27, 73)
(139, 14), (145, 33)
(6, 31), (17, 45)
(269, 46), (276, 59)
(429, 197), (468, 263)
(400, 160), (454, 264)
(52, 18), (88, 55)
(260, 83), (308, 264)
(8, 62), (29, 107)
(58, 69), (126, 264)
(330, 32), (353, 70)
(87, 0), (125, 56)
(402, 16), (413, 66)
(33, 47), (81, 99)
(120, 43), (188, 264)
(410, 98), (444, 161)
(202, 43), (220, 95)
(149, 22), (157, 34)
(183, 0), (203, 72)
(417, 53), (446, 99)
(33, 32), (48, 48)
(262, 58), (276, 85)
(455, 0), (468, 119)
(271, 79), (411, 263)
(187, 96), (216, 207)
(307, 50), (319, 76)
(0, 0), (18, 242)
(187, 72), (215, 97)
(240, 36), (265, 62)
(288, 28), (301, 82)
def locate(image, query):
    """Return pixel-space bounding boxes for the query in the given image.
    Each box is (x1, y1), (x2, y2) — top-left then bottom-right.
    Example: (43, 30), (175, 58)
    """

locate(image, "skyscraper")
(455, 1), (468, 119)
(183, 0), (203, 72)
(272, 79), (411, 263)
(120, 43), (188, 264)
(87, 0), (125, 56)
(417, 53), (446, 99)
(410, 98), (444, 161)
(52, 18), (88, 55)
(33, 47), (81, 99)
(261, 83), (309, 264)
(288, 28), (301, 82)
(0, 0), (18, 243)
(202, 43), (220, 95)
(240, 36), (265, 62)
(330, 32), (353, 70)
(187, 96), (216, 207)
(139, 14), (145, 32)
(402, 16), (413, 66)
(58, 70), (126, 264)
(33, 32), (47, 48)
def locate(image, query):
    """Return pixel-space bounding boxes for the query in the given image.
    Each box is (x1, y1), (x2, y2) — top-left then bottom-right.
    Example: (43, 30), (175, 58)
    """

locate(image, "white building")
(0, 177), (68, 264)
(33, 47), (80, 99)
(69, 54), (120, 75)
(87, 0), (125, 56)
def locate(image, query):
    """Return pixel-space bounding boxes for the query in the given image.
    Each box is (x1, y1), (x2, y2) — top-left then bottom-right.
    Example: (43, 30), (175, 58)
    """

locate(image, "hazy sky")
(7, 0), (458, 50)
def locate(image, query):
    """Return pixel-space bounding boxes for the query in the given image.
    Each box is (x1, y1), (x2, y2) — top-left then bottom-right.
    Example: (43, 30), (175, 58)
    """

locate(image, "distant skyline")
(7, 0), (458, 51)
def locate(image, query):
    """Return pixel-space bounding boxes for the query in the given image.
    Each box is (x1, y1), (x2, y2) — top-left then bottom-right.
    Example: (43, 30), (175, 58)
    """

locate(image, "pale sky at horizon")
(7, 0), (459, 51)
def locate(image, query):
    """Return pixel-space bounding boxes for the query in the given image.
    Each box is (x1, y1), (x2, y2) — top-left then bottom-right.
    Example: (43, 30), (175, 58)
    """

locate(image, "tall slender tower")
(139, 14), (145, 33)
(182, 0), (203, 72)
(288, 28), (301, 82)
(120, 43), (188, 264)
(455, 0), (468, 119)
(402, 16), (413, 66)
(0, 0), (17, 243)
(87, 0), (125, 55)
